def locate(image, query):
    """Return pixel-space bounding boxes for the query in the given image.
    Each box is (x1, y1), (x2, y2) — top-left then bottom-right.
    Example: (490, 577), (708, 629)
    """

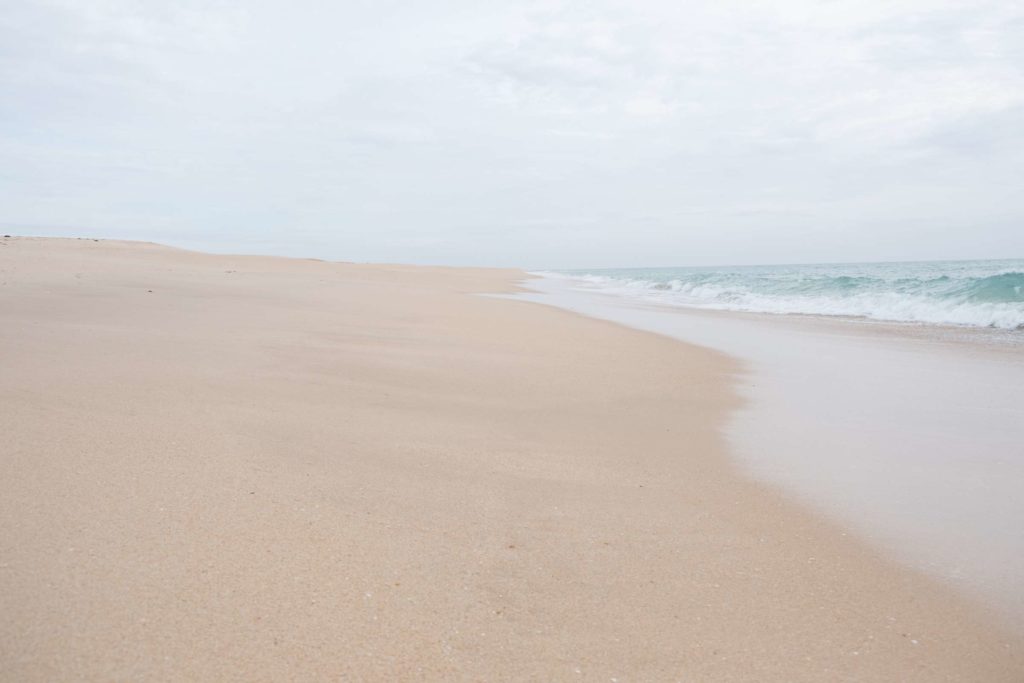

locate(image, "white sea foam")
(543, 260), (1024, 330)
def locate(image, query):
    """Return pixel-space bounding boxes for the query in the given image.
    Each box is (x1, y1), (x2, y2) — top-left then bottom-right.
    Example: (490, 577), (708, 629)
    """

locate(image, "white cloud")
(1, 0), (1022, 266)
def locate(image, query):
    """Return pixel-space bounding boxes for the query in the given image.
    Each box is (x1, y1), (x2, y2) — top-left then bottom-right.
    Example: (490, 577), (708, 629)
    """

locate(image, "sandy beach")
(1, 236), (1022, 681)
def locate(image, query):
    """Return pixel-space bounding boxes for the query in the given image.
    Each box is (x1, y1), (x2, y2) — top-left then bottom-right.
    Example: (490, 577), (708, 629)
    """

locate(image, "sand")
(0, 236), (1021, 681)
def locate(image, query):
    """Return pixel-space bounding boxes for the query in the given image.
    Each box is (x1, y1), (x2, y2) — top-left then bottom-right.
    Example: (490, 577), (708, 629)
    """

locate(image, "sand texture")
(1, 237), (1021, 681)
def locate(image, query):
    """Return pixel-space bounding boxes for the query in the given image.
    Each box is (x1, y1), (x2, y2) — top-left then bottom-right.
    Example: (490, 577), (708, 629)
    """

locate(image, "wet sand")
(1, 237), (1021, 680)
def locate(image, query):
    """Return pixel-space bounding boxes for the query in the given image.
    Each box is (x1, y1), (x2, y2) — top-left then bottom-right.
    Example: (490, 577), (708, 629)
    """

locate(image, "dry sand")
(0, 236), (1021, 681)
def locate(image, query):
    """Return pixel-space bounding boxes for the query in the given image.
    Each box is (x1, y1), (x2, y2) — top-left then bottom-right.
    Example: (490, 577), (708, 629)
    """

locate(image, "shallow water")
(514, 274), (1024, 630)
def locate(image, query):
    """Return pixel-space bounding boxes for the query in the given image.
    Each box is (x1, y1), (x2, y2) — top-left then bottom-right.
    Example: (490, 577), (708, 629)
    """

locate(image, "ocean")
(549, 259), (1024, 330)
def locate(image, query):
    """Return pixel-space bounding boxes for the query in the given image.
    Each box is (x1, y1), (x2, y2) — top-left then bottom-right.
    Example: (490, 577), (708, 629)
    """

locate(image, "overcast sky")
(2, 1), (1022, 267)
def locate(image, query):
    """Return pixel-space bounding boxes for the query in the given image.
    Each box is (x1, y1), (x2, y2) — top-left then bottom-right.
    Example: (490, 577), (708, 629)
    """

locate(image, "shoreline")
(1, 237), (1022, 680)
(518, 274), (1024, 632)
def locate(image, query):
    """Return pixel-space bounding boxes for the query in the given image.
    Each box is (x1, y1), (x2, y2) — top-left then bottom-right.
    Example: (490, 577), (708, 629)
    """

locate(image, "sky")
(2, 0), (1023, 268)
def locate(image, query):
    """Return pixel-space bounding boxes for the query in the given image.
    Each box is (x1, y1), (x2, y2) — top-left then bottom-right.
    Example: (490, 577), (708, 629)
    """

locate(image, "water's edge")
(512, 273), (1024, 632)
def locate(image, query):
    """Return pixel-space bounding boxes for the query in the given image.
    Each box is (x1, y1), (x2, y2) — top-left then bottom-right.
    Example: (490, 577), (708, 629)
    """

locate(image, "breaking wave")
(551, 261), (1024, 330)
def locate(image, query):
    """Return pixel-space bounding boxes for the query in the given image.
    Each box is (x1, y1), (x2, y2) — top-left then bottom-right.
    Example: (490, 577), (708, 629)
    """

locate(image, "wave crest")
(557, 262), (1024, 330)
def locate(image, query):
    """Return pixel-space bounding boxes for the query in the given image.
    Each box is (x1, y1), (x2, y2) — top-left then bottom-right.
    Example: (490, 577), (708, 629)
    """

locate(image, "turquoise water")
(553, 260), (1024, 330)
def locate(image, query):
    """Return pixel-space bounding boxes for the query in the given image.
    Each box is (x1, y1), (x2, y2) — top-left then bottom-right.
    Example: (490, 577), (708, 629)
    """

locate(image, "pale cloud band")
(2, 0), (1022, 266)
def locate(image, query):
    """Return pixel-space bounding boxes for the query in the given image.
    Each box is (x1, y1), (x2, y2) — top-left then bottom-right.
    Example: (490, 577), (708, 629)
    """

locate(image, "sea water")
(553, 259), (1024, 330)
(514, 263), (1024, 630)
